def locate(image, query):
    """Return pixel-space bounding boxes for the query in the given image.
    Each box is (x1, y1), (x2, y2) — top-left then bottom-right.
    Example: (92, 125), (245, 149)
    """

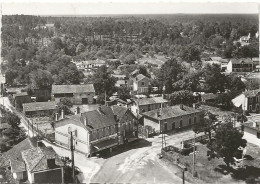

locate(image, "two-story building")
(55, 105), (138, 156)
(226, 58), (253, 73)
(130, 96), (169, 116)
(232, 88), (260, 112)
(129, 74), (151, 94)
(142, 104), (203, 133)
(52, 84), (95, 104)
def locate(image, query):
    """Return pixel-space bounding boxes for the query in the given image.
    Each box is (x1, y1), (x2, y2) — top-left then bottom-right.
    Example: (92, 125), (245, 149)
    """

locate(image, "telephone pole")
(70, 131), (75, 183)
(192, 132), (196, 177)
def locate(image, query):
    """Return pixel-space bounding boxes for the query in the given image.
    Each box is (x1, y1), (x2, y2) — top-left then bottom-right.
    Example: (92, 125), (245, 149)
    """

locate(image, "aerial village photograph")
(0, 0), (259, 183)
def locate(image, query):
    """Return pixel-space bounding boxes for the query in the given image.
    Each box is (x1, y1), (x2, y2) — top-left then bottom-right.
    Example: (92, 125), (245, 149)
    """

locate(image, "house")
(75, 59), (106, 72)
(226, 58), (253, 73)
(52, 84), (95, 104)
(243, 115), (260, 147)
(201, 93), (218, 103)
(239, 33), (251, 44)
(111, 105), (138, 143)
(129, 74), (151, 94)
(13, 92), (31, 110)
(142, 104), (203, 133)
(115, 80), (128, 87)
(23, 101), (57, 116)
(232, 89), (260, 112)
(21, 145), (64, 183)
(55, 105), (137, 156)
(130, 96), (169, 116)
(220, 59), (229, 71)
(252, 57), (259, 69)
(111, 74), (126, 80)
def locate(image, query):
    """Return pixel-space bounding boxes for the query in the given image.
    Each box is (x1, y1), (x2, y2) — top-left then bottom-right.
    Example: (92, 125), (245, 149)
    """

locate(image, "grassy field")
(177, 142), (260, 183)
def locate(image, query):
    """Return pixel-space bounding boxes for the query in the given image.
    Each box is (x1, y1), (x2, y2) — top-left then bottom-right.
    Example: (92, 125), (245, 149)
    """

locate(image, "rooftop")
(13, 92), (29, 98)
(23, 101), (56, 112)
(142, 105), (202, 121)
(133, 74), (149, 82)
(244, 88), (260, 98)
(52, 84), (95, 94)
(21, 146), (63, 172)
(230, 58), (253, 65)
(111, 105), (128, 122)
(82, 59), (106, 65)
(134, 96), (169, 106)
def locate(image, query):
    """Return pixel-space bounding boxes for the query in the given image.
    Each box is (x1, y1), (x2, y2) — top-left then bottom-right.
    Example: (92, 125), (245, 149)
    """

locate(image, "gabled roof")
(52, 84), (95, 94)
(210, 57), (222, 61)
(21, 146), (63, 172)
(23, 101), (56, 112)
(111, 105), (128, 121)
(230, 58), (253, 64)
(133, 74), (149, 82)
(142, 105), (202, 121)
(134, 96), (169, 106)
(81, 106), (117, 130)
(244, 88), (260, 98)
(130, 69), (139, 76)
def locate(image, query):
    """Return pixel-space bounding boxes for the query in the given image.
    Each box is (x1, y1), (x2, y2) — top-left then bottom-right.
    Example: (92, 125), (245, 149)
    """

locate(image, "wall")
(232, 94), (246, 110)
(118, 110), (138, 140)
(243, 127), (260, 147)
(24, 109), (56, 117)
(55, 122), (90, 155)
(54, 92), (95, 105)
(144, 117), (160, 132)
(33, 168), (63, 183)
(226, 61), (233, 73)
(13, 172), (24, 181)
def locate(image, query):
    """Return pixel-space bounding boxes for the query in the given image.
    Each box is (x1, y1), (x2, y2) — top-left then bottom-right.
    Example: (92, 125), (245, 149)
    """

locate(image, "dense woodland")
(1, 14), (259, 107)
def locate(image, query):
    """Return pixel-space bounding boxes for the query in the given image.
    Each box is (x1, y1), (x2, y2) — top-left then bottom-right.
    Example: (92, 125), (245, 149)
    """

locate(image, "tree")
(123, 54), (136, 65)
(193, 111), (217, 142)
(157, 59), (184, 93)
(92, 65), (117, 96)
(55, 64), (84, 84)
(139, 65), (151, 78)
(0, 108), (21, 129)
(76, 43), (85, 55)
(29, 69), (53, 89)
(165, 90), (195, 106)
(56, 98), (73, 116)
(117, 86), (131, 101)
(179, 44), (201, 62)
(207, 121), (247, 167)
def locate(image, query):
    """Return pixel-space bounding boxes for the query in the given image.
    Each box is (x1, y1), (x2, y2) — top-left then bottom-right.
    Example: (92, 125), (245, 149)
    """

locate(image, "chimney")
(76, 106), (80, 114)
(61, 109), (64, 119)
(55, 113), (58, 121)
(180, 104), (184, 110)
(37, 141), (43, 147)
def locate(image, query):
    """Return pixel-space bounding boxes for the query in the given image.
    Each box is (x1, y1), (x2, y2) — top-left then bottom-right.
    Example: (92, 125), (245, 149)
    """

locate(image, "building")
(111, 74), (127, 80)
(23, 101), (57, 116)
(74, 59), (106, 72)
(55, 105), (138, 156)
(142, 104), (203, 133)
(13, 92), (31, 110)
(52, 84), (95, 105)
(33, 88), (51, 102)
(232, 89), (260, 112)
(129, 74), (151, 94)
(21, 145), (64, 183)
(252, 57), (259, 69)
(130, 96), (169, 116)
(111, 105), (138, 143)
(226, 58), (253, 73)
(243, 115), (260, 147)
(239, 34), (251, 45)
(220, 59), (229, 71)
(201, 93), (219, 103)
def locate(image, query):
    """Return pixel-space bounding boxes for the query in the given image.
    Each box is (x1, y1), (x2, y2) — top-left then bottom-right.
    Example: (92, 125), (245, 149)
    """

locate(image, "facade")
(52, 84), (95, 105)
(129, 74), (151, 94)
(130, 96), (169, 116)
(23, 101), (57, 116)
(243, 115), (260, 147)
(13, 92), (31, 110)
(21, 146), (64, 183)
(232, 89), (260, 112)
(142, 104), (203, 133)
(226, 58), (253, 73)
(55, 105), (138, 156)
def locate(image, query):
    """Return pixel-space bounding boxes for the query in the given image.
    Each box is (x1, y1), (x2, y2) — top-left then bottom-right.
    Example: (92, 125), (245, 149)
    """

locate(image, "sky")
(1, 1), (259, 15)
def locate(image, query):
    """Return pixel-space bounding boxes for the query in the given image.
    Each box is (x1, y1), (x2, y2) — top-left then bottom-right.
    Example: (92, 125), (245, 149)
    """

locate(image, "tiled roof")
(1, 138), (36, 171)
(10, 160), (26, 173)
(52, 84), (95, 94)
(13, 92), (29, 98)
(23, 101), (56, 112)
(21, 146), (63, 172)
(81, 106), (117, 130)
(111, 105), (128, 122)
(142, 105), (202, 120)
(230, 58), (253, 64)
(244, 89), (260, 97)
(134, 97), (168, 106)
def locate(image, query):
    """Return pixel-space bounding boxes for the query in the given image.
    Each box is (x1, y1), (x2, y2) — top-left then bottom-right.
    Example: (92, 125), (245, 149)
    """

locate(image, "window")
(141, 82), (145, 86)
(249, 105), (252, 111)
(180, 120), (183, 128)
(257, 132), (260, 139)
(194, 117), (197, 124)
(189, 118), (191, 125)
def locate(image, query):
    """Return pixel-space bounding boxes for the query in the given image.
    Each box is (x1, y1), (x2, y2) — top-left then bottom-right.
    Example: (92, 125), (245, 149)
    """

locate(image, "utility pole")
(105, 90), (107, 106)
(70, 131), (75, 183)
(192, 132), (196, 177)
